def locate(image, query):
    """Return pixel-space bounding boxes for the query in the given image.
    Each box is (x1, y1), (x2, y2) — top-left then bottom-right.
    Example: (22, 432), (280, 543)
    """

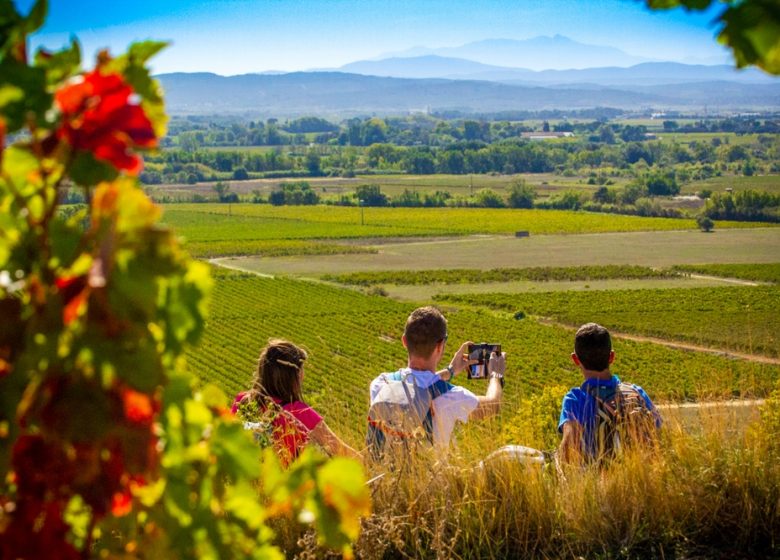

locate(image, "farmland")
(166, 136), (780, 559)
(161, 203), (773, 259)
(226, 228), (780, 276)
(187, 269), (780, 446)
(170, 200), (780, 448)
(436, 286), (780, 358)
(321, 265), (681, 286)
(672, 263), (780, 283)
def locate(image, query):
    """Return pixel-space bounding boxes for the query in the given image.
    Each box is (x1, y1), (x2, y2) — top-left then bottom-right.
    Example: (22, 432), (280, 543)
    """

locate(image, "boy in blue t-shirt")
(558, 323), (660, 464)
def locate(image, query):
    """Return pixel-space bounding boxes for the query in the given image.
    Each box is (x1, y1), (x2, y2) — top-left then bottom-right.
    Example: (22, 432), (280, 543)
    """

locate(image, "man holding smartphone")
(367, 306), (505, 455)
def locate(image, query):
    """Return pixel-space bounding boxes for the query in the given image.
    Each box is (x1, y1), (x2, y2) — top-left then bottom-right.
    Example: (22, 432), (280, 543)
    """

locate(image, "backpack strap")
(422, 379), (453, 443)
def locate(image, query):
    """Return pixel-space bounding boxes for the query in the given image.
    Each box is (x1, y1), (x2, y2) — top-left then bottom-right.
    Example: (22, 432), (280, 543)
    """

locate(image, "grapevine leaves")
(0, 6), (370, 557)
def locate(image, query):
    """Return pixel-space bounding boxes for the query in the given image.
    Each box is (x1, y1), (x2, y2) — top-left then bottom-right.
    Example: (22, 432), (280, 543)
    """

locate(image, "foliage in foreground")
(0, 3), (367, 557)
(645, 0), (780, 75)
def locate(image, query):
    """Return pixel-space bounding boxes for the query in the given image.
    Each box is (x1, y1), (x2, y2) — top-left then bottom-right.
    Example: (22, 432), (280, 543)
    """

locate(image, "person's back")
(558, 323), (660, 465)
(366, 307), (505, 462)
(233, 339), (360, 466)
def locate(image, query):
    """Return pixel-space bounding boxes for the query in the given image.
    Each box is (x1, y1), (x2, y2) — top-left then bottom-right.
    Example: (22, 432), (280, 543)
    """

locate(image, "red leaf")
(121, 387), (154, 424)
(62, 289), (88, 325)
(110, 490), (132, 517)
(55, 70), (156, 174)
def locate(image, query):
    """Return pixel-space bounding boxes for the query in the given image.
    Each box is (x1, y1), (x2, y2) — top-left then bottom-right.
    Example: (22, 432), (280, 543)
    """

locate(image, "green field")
(161, 203), (772, 258)
(672, 263), (780, 283)
(682, 174), (780, 195)
(172, 202), (780, 450)
(188, 269), (780, 448)
(322, 265), (680, 286)
(381, 276), (738, 301)
(228, 228), (780, 276)
(437, 286), (780, 358)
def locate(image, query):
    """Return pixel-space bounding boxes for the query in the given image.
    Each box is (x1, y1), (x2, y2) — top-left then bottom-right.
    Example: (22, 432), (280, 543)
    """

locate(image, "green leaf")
(0, 59), (49, 132)
(2, 145), (40, 196)
(34, 38), (81, 87)
(200, 383), (227, 409)
(126, 40), (168, 66)
(719, 0), (780, 74)
(0, 0), (24, 56)
(22, 0), (47, 35)
(645, 0), (714, 10)
(69, 151), (119, 186)
(212, 421), (263, 481)
(0, 84), (23, 108)
(314, 457), (370, 545)
(49, 214), (83, 266)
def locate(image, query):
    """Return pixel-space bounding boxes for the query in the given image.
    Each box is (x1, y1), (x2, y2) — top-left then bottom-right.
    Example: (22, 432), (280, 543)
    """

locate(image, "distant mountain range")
(373, 35), (654, 70)
(157, 71), (780, 117)
(338, 57), (774, 86)
(155, 34), (778, 116)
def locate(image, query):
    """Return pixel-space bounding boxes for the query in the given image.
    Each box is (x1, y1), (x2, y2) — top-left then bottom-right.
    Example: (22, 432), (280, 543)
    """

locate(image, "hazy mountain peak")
(378, 35), (651, 70)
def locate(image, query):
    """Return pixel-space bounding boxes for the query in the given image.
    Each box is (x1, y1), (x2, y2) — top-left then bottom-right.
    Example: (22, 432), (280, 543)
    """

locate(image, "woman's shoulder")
(282, 400), (323, 429)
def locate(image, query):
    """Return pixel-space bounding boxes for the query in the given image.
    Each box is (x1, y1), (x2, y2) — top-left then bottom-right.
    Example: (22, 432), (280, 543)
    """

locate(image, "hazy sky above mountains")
(17, 0), (732, 74)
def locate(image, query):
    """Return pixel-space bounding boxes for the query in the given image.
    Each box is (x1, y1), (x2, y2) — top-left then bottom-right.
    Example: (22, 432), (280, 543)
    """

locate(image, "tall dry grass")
(285, 392), (780, 559)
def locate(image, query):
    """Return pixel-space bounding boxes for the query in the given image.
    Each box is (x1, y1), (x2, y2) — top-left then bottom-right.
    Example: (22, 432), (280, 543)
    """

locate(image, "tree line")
(141, 132), (780, 186)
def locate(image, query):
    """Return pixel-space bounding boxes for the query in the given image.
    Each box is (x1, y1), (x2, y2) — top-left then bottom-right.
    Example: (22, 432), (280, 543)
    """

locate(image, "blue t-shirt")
(557, 375), (660, 459)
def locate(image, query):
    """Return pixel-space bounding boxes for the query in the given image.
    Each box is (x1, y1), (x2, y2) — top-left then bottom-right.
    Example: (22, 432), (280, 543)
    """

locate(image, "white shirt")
(369, 368), (479, 447)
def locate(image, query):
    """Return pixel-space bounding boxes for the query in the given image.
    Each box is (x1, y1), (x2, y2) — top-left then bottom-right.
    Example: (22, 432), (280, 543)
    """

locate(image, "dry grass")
(283, 394), (780, 559)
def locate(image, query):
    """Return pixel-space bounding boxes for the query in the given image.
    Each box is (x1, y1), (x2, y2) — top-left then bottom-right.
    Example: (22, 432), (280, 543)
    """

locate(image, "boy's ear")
(608, 350), (615, 364)
(401, 334), (409, 350)
(571, 352), (581, 366)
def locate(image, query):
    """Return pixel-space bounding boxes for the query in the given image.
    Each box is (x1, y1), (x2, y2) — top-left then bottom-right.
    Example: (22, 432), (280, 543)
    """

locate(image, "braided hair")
(248, 339), (308, 405)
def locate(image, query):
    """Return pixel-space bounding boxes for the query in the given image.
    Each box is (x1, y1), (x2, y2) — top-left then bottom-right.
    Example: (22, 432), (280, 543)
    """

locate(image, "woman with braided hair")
(232, 339), (360, 466)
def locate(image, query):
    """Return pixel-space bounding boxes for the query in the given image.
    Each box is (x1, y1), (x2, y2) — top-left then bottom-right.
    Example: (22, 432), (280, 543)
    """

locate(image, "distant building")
(520, 132), (575, 140)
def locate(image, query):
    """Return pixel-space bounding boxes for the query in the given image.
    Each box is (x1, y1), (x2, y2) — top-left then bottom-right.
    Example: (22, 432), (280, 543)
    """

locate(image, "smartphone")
(467, 343), (501, 379)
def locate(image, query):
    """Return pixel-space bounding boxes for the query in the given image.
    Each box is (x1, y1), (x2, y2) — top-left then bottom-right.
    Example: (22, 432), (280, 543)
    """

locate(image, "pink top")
(232, 392), (323, 465)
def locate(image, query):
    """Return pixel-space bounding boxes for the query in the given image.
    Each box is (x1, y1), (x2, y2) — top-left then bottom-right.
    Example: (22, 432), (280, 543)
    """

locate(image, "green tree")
(506, 179), (536, 209)
(644, 171), (680, 196)
(697, 215), (715, 232)
(355, 184), (388, 206)
(473, 188), (506, 208)
(306, 151), (322, 176)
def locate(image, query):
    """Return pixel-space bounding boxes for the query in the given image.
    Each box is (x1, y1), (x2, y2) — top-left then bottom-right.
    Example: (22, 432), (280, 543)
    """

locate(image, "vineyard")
(436, 285), (780, 358)
(162, 204), (773, 258)
(322, 265), (681, 286)
(188, 269), (780, 446)
(672, 263), (780, 283)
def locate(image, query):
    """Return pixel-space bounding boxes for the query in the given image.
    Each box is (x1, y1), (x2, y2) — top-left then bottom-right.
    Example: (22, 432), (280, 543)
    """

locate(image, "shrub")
(697, 215), (715, 232)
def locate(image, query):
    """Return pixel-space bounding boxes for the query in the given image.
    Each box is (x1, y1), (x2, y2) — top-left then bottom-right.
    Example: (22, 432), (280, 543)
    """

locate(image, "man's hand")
(449, 341), (478, 376)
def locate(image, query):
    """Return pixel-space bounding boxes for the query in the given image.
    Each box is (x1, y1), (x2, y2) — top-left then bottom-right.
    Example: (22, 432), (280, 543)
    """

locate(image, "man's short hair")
(404, 306), (447, 358)
(574, 323), (612, 371)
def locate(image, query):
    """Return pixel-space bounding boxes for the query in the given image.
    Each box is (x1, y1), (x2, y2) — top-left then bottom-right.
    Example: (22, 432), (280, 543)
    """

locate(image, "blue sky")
(15, 0), (732, 74)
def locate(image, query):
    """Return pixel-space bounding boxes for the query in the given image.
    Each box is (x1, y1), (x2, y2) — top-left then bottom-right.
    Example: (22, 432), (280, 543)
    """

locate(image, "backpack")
(585, 382), (657, 462)
(366, 370), (452, 459)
